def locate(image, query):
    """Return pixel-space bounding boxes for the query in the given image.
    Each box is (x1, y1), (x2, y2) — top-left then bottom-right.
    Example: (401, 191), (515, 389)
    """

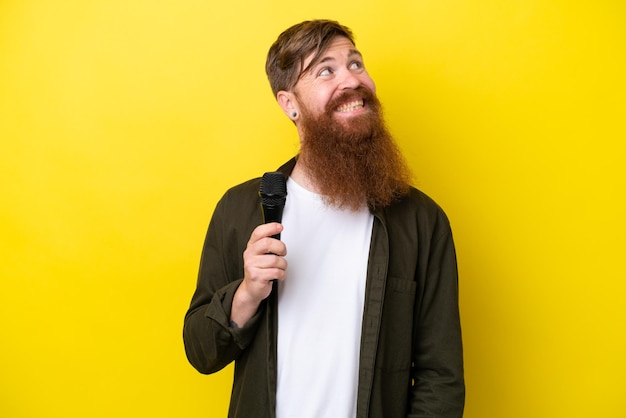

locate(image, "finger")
(244, 241), (286, 266)
(251, 253), (288, 270)
(246, 236), (287, 259)
(248, 223), (283, 245)
(256, 267), (287, 282)
(264, 238), (287, 257)
(243, 252), (288, 280)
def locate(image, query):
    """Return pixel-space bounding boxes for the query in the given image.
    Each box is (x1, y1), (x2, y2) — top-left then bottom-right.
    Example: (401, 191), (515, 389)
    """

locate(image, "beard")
(297, 86), (412, 211)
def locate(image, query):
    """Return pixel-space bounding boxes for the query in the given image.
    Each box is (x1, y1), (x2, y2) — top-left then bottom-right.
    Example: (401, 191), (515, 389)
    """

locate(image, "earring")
(291, 111), (298, 119)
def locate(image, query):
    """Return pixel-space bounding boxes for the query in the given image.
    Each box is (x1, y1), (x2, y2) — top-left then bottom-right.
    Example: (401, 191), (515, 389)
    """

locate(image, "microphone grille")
(259, 172), (287, 204)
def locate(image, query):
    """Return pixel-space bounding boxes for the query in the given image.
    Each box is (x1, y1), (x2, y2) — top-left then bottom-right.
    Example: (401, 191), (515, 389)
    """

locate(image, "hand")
(231, 223), (287, 327)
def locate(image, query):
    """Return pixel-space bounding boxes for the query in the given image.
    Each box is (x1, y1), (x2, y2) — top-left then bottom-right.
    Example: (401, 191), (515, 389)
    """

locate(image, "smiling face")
(279, 36), (410, 210)
(288, 36), (377, 130)
(270, 26), (411, 209)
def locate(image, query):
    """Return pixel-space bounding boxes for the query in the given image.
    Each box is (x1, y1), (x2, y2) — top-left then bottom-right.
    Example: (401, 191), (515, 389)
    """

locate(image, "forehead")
(303, 36), (362, 69)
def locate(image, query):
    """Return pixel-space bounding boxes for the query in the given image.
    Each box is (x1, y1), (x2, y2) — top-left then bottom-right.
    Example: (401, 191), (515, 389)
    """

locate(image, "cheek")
(364, 75), (376, 94)
(312, 89), (335, 113)
(298, 93), (325, 117)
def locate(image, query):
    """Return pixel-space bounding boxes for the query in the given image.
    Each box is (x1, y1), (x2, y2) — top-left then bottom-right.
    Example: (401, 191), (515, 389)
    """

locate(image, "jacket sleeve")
(183, 188), (264, 374)
(409, 209), (465, 417)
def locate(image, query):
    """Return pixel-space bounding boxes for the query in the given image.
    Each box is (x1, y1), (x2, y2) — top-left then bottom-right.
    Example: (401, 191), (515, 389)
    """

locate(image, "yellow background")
(1, 1), (624, 417)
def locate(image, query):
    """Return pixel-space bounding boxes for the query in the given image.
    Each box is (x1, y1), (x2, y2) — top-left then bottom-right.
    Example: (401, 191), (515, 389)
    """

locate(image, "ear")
(277, 90), (299, 121)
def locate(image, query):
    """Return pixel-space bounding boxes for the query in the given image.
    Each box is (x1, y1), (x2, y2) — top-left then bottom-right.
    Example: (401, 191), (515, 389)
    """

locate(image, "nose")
(338, 69), (361, 90)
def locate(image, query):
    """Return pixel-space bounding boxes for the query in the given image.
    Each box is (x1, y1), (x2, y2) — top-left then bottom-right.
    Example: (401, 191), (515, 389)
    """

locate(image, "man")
(183, 20), (465, 418)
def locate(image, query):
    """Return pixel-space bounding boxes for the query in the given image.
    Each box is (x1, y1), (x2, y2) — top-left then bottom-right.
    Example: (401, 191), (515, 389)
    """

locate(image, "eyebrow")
(314, 48), (363, 67)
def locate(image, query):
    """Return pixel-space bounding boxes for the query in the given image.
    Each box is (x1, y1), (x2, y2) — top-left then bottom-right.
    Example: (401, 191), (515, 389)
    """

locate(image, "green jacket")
(183, 159), (465, 417)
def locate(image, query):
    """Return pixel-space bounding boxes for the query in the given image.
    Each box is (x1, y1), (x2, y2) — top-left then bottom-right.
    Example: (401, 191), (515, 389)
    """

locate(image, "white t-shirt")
(276, 178), (374, 418)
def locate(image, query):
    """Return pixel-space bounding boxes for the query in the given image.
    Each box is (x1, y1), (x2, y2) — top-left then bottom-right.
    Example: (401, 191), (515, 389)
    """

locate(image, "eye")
(350, 60), (364, 70)
(318, 67), (333, 77)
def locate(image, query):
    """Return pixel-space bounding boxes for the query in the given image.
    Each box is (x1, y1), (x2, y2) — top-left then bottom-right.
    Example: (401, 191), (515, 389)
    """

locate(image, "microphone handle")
(262, 204), (285, 239)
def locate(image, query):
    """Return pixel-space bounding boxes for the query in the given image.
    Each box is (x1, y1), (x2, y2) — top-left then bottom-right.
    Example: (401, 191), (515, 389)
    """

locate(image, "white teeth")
(337, 100), (364, 112)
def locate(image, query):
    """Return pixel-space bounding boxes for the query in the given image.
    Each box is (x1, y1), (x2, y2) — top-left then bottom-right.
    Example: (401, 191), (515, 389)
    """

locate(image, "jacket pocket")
(377, 277), (417, 372)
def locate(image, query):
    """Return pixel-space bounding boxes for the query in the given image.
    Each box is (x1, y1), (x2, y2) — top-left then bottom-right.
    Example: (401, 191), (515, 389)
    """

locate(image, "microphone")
(259, 172), (287, 239)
